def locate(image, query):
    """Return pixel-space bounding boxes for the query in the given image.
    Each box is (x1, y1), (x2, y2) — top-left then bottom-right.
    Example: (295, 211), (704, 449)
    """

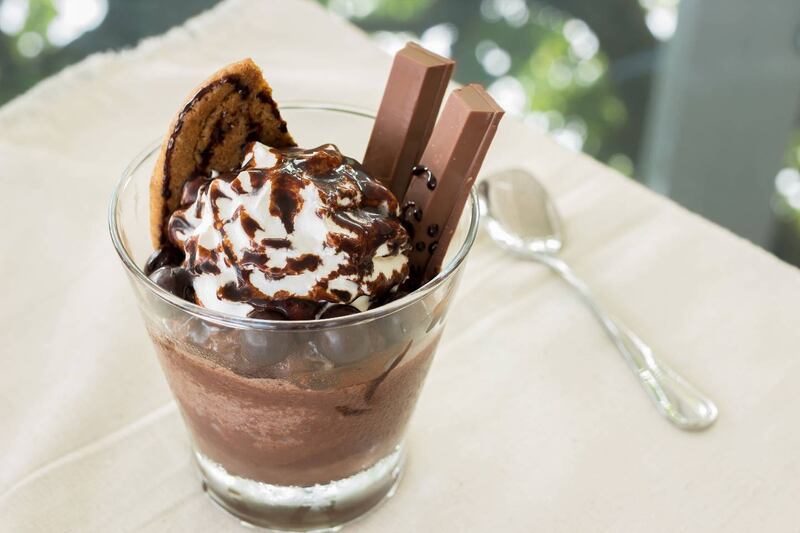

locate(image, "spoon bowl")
(478, 169), (563, 255)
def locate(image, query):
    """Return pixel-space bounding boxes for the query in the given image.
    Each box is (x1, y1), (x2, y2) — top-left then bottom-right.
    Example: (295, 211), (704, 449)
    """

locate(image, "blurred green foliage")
(1, 0), (55, 103)
(18, 0), (55, 37)
(522, 23), (626, 158)
(372, 0), (433, 20)
(770, 131), (800, 263)
(0, 0), (217, 105)
(786, 131), (800, 169)
(317, 0), (654, 177)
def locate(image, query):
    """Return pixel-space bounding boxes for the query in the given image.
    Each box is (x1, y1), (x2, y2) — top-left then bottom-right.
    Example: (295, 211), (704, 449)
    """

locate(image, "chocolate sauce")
(248, 307), (288, 320)
(150, 266), (196, 301)
(411, 165), (427, 177)
(180, 176), (211, 206)
(270, 173), (302, 234)
(262, 238), (291, 249)
(200, 114), (228, 169)
(286, 254), (321, 272)
(412, 165), (437, 190)
(218, 281), (253, 302)
(150, 145), (412, 320)
(279, 299), (320, 321)
(319, 304), (359, 319)
(239, 209), (263, 238)
(144, 246), (185, 275)
(241, 250), (269, 267)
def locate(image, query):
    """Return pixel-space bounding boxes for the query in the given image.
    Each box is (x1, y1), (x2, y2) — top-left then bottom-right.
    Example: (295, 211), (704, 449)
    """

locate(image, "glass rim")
(108, 101), (481, 331)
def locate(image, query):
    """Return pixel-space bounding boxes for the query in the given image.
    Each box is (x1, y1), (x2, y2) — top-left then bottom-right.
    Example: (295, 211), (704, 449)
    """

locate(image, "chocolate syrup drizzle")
(148, 145), (412, 320)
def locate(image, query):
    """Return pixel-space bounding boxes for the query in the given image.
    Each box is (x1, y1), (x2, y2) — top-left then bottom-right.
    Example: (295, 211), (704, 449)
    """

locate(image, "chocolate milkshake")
(111, 44), (502, 531)
(143, 140), (435, 484)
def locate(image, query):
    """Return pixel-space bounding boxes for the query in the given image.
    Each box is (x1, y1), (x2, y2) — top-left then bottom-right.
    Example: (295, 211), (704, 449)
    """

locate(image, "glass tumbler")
(109, 104), (480, 531)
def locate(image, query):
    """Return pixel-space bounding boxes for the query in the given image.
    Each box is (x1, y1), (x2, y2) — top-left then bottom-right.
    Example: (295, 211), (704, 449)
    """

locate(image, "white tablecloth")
(2, 1), (799, 531)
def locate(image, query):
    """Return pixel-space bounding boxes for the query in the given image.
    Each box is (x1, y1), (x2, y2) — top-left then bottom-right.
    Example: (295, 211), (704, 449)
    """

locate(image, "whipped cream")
(166, 142), (411, 319)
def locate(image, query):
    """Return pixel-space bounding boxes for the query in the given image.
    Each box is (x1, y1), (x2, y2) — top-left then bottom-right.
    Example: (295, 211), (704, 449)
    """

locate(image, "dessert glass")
(109, 103), (479, 531)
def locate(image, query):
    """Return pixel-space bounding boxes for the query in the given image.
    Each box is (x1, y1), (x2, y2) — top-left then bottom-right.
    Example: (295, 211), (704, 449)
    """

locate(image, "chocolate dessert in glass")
(109, 44), (502, 531)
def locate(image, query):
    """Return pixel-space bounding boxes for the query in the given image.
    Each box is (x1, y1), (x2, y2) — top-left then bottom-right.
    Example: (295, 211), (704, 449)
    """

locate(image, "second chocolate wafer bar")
(402, 84), (504, 282)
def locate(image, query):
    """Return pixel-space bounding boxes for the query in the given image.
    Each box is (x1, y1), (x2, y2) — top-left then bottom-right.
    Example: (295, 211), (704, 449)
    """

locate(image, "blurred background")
(2, 0), (799, 264)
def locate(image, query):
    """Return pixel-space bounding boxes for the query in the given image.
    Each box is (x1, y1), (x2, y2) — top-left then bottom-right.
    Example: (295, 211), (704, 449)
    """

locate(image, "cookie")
(149, 58), (296, 247)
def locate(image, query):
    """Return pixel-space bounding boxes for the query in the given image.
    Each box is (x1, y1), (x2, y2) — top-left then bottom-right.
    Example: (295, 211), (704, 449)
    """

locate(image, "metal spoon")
(479, 169), (718, 431)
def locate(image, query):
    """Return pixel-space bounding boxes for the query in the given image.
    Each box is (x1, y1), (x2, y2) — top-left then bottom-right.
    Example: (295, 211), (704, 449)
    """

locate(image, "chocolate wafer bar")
(402, 84), (504, 282)
(362, 43), (454, 199)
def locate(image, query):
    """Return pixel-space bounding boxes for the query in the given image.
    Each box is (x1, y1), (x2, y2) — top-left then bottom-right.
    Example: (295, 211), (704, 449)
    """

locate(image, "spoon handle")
(533, 252), (718, 430)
